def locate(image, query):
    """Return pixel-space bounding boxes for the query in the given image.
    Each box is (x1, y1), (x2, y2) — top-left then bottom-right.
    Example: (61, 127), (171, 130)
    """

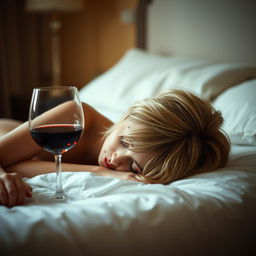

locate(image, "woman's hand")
(0, 171), (32, 207)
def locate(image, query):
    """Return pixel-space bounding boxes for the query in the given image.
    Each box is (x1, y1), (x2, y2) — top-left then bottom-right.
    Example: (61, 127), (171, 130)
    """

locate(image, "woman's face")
(98, 120), (153, 174)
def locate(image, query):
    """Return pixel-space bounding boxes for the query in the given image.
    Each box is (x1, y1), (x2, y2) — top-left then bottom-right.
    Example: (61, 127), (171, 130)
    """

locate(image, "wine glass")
(29, 86), (84, 200)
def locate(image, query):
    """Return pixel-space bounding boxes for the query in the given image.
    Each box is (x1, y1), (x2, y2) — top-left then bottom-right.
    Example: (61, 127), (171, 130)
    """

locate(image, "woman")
(0, 90), (230, 207)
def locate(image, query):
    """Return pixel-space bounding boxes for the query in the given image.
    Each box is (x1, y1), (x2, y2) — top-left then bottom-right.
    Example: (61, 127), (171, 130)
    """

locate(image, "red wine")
(31, 124), (83, 154)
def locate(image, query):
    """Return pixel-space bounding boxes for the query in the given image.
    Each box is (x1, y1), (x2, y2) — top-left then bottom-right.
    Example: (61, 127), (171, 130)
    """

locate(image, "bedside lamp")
(25, 0), (84, 86)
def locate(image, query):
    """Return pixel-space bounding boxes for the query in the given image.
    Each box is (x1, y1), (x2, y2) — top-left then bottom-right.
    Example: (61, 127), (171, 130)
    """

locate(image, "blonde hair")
(106, 90), (230, 184)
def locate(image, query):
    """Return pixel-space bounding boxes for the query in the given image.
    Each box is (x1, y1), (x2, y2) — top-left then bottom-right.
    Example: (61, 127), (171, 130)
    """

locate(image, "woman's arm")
(0, 102), (113, 169)
(0, 152), (138, 207)
(0, 102), (113, 207)
(7, 160), (140, 181)
(0, 121), (42, 167)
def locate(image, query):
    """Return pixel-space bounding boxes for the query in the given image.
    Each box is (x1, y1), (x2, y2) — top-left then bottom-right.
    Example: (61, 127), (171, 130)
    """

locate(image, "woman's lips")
(104, 156), (115, 169)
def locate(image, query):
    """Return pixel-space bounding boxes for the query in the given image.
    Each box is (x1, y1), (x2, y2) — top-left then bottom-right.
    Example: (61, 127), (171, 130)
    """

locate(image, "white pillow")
(79, 48), (256, 122)
(161, 62), (256, 101)
(79, 49), (205, 121)
(213, 79), (256, 146)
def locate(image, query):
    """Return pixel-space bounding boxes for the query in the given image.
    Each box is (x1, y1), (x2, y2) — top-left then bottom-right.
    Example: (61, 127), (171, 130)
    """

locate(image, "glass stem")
(54, 154), (65, 199)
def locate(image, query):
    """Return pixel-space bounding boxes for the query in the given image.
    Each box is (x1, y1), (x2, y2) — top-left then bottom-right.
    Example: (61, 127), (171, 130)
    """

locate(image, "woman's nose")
(110, 152), (130, 171)
(110, 152), (118, 166)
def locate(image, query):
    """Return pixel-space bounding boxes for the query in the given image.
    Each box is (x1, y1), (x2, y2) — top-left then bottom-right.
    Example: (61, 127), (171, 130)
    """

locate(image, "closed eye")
(120, 136), (129, 148)
(120, 136), (142, 174)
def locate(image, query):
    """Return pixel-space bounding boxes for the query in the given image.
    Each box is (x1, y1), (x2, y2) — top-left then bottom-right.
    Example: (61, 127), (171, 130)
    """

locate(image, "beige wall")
(148, 0), (256, 64)
(60, 0), (137, 89)
(0, 0), (137, 120)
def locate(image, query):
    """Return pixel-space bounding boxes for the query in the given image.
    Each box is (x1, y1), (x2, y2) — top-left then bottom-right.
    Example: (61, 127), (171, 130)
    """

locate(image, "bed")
(1, 0), (256, 255)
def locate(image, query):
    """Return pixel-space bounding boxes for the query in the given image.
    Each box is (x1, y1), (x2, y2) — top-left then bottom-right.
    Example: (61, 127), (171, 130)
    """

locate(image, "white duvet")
(0, 145), (255, 256)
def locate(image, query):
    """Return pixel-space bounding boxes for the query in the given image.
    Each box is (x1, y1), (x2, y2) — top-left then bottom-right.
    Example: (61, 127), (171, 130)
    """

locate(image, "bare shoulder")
(61, 102), (113, 164)
(81, 102), (113, 131)
(0, 119), (22, 137)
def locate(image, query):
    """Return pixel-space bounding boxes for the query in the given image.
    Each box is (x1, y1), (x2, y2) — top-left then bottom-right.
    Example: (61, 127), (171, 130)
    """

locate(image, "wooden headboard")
(136, 0), (256, 65)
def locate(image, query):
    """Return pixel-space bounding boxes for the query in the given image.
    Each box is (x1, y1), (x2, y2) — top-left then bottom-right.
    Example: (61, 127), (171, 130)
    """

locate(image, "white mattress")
(0, 144), (255, 256)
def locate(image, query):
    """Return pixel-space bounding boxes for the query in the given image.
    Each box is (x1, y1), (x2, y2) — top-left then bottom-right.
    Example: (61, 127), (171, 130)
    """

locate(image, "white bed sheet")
(0, 145), (255, 256)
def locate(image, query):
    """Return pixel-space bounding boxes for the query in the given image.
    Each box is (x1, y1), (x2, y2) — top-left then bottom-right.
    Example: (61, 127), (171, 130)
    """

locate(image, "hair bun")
(205, 110), (224, 136)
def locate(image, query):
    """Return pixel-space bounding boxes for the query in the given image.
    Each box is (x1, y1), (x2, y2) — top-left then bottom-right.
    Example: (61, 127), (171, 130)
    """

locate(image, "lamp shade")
(26, 0), (84, 13)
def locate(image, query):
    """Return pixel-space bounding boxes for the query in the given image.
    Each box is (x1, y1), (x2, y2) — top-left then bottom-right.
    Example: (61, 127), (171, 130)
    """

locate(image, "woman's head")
(100, 89), (230, 184)
(98, 119), (156, 175)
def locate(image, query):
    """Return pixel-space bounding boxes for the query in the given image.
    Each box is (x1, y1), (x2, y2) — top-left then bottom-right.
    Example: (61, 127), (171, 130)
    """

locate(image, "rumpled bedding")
(0, 145), (255, 256)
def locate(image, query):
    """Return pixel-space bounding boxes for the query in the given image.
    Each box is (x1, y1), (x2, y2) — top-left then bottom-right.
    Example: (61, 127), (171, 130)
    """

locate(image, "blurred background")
(0, 0), (138, 121)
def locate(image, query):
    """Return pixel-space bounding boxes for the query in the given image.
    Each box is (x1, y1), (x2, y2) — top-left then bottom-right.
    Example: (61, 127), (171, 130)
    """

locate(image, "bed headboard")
(137, 0), (256, 65)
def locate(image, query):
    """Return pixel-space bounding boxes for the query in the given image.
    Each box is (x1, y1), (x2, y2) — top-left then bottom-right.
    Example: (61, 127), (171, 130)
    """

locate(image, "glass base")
(55, 189), (67, 200)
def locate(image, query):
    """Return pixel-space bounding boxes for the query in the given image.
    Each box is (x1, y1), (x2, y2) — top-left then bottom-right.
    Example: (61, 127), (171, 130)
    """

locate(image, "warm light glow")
(25, 0), (84, 86)
(25, 0), (84, 13)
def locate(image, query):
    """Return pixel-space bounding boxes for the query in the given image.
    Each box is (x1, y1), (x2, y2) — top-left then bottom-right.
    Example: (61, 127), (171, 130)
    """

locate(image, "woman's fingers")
(14, 177), (28, 205)
(0, 180), (8, 205)
(4, 174), (19, 206)
(24, 182), (32, 198)
(0, 173), (31, 207)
